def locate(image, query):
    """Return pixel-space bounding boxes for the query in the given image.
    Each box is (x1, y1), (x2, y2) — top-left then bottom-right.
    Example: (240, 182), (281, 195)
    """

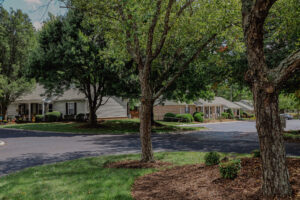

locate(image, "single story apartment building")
(153, 97), (241, 120)
(6, 84), (129, 121)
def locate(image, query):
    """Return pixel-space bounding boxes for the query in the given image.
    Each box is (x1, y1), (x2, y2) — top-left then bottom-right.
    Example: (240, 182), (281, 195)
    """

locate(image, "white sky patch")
(24, 0), (42, 4)
(33, 21), (43, 30)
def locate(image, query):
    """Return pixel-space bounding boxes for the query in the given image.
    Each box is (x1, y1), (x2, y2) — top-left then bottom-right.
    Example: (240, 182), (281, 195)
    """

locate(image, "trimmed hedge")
(175, 113), (194, 123)
(45, 111), (62, 122)
(35, 115), (44, 122)
(194, 112), (204, 122)
(64, 115), (75, 121)
(204, 152), (221, 166)
(76, 113), (86, 122)
(219, 159), (241, 179)
(163, 113), (177, 122)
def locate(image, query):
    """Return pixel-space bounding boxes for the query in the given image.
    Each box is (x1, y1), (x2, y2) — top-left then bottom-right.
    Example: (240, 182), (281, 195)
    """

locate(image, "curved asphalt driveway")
(0, 120), (299, 176)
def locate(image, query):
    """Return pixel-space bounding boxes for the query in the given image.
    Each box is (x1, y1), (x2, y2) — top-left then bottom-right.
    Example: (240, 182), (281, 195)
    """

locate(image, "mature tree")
(72, 0), (241, 162)
(0, 7), (36, 119)
(241, 0), (300, 197)
(29, 11), (137, 125)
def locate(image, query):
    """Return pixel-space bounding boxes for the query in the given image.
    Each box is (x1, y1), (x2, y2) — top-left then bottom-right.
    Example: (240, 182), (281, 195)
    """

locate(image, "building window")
(185, 106), (190, 113)
(67, 103), (75, 115)
(48, 104), (53, 112)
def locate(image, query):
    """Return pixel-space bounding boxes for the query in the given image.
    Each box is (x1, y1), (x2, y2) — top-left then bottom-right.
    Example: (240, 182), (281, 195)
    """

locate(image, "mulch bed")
(105, 160), (173, 169)
(132, 158), (300, 200)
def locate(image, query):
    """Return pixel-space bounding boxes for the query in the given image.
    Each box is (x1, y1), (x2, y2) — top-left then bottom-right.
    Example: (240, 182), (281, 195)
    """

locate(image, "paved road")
(0, 120), (299, 176)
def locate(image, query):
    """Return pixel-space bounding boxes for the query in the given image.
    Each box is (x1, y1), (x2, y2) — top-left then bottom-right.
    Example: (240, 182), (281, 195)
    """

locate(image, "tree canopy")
(29, 11), (138, 124)
(0, 7), (36, 118)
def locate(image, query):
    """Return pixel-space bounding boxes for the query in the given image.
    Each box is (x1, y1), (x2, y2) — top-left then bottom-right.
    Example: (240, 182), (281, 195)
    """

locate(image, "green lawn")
(0, 119), (204, 134)
(0, 152), (249, 200)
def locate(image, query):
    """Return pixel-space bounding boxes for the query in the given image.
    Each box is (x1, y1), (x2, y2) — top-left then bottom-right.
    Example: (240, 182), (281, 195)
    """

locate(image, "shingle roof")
(15, 84), (86, 102)
(196, 97), (241, 109)
(234, 101), (254, 111)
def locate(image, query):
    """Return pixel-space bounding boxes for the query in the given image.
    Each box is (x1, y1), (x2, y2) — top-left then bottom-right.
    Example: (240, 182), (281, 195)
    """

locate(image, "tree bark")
(253, 85), (292, 197)
(88, 104), (97, 126)
(139, 64), (154, 162)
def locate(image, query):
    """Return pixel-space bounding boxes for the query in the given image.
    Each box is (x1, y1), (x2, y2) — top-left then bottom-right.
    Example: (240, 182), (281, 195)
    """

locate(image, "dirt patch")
(132, 158), (300, 200)
(105, 160), (172, 169)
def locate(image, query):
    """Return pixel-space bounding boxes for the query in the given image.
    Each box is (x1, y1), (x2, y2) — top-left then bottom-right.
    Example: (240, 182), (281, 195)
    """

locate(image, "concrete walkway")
(0, 120), (299, 176)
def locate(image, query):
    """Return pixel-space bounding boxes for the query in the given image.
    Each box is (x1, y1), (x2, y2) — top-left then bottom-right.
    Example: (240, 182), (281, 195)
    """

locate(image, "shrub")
(45, 111), (62, 122)
(35, 115), (44, 123)
(64, 114), (75, 121)
(163, 113), (176, 122)
(219, 159), (241, 179)
(193, 112), (204, 117)
(175, 113), (194, 123)
(194, 112), (204, 122)
(204, 152), (221, 166)
(252, 149), (260, 158)
(221, 112), (229, 119)
(226, 109), (234, 119)
(76, 113), (86, 122)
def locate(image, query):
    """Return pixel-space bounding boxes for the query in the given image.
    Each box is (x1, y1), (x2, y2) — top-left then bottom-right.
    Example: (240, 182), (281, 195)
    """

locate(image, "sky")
(2, 0), (67, 30)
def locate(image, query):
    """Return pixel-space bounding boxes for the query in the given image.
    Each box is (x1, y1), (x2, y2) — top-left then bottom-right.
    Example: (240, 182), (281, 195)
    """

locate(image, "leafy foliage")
(163, 112), (176, 122)
(204, 152), (221, 166)
(175, 113), (194, 123)
(29, 11), (137, 124)
(45, 111), (62, 122)
(219, 159), (241, 179)
(194, 112), (204, 122)
(0, 7), (36, 117)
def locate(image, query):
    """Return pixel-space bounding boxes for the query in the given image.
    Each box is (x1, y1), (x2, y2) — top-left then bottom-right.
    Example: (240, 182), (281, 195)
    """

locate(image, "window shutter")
(74, 103), (77, 115)
(66, 103), (68, 115)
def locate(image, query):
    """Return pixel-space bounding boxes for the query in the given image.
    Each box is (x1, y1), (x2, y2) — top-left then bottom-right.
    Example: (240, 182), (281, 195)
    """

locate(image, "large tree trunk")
(88, 104), (97, 126)
(139, 65), (154, 162)
(253, 85), (292, 197)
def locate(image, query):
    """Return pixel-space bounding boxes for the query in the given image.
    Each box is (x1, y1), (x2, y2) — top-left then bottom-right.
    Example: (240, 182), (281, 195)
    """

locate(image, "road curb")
(0, 140), (5, 146)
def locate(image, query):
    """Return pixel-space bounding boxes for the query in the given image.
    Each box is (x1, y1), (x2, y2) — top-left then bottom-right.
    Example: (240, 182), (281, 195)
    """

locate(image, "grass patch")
(284, 130), (300, 142)
(0, 119), (205, 135)
(0, 152), (248, 200)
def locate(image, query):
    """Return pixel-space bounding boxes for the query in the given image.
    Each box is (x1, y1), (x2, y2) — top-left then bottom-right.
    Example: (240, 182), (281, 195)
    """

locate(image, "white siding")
(7, 104), (18, 117)
(53, 100), (86, 116)
(96, 97), (127, 118)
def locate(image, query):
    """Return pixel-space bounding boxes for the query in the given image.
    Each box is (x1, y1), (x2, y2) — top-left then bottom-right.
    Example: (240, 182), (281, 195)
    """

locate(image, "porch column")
(215, 106), (217, 119)
(28, 103), (31, 122)
(208, 106), (211, 119)
(42, 102), (45, 116)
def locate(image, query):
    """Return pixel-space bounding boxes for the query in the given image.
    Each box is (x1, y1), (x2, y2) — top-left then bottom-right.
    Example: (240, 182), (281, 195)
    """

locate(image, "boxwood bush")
(163, 113), (177, 122)
(175, 113), (194, 123)
(35, 115), (44, 123)
(194, 112), (204, 122)
(76, 113), (86, 122)
(204, 152), (221, 166)
(219, 159), (241, 179)
(45, 111), (62, 122)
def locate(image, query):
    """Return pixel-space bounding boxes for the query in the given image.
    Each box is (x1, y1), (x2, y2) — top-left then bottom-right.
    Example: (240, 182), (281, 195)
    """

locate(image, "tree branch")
(151, 0), (175, 61)
(145, 0), (163, 65)
(153, 33), (217, 100)
(271, 49), (300, 86)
